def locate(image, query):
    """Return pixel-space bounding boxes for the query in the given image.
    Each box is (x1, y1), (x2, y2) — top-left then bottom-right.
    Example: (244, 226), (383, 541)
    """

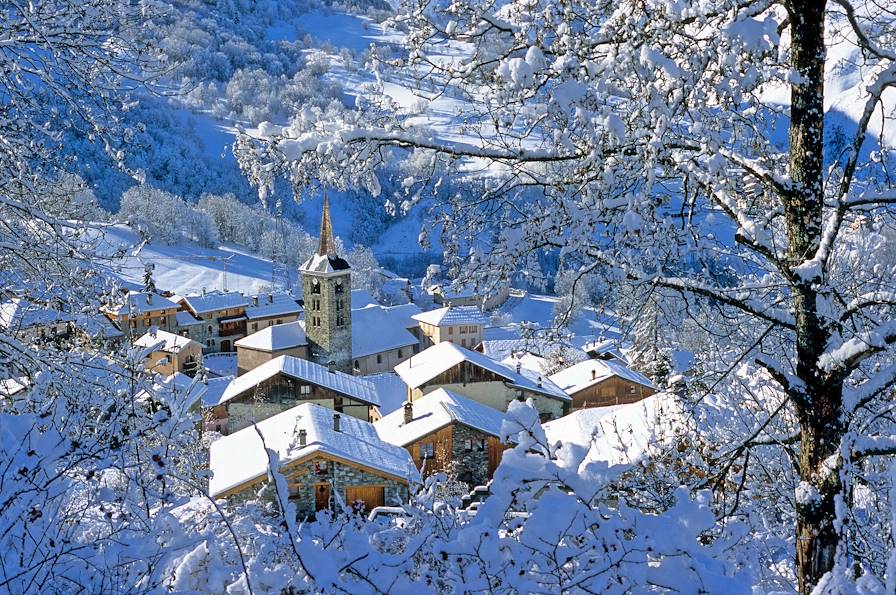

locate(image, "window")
(336, 314), (344, 326)
(629, 385), (638, 395)
(336, 299), (344, 311)
(335, 281), (344, 294)
(160, 316), (166, 325)
(448, 327), (454, 335)
(419, 443), (434, 458)
(477, 439), (487, 452)
(300, 385), (311, 395)
(461, 339), (467, 347)
(397, 349), (403, 358)
(208, 325), (213, 333)
(311, 281), (321, 294)
(464, 439), (473, 452)
(276, 319), (282, 324)
(376, 354), (382, 364)
(251, 323), (258, 332)
(130, 320), (136, 328)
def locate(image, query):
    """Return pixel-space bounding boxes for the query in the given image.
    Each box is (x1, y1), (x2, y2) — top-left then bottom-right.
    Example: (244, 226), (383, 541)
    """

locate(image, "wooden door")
(487, 438), (506, 479)
(345, 485), (384, 513)
(314, 483), (331, 512)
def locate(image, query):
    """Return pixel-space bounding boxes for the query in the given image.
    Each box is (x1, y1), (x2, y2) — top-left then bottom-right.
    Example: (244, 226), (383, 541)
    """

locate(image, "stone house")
(178, 291), (251, 353)
(244, 293), (302, 334)
(549, 359), (655, 410)
(412, 306), (489, 350)
(209, 402), (418, 518)
(101, 291), (179, 336)
(134, 329), (203, 377)
(351, 303), (422, 375)
(375, 388), (510, 487)
(234, 321), (309, 375)
(218, 355), (381, 434)
(394, 341), (571, 421)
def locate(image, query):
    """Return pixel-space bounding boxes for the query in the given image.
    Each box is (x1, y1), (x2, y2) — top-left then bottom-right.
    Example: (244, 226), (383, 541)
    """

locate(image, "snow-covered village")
(3, 1), (896, 593)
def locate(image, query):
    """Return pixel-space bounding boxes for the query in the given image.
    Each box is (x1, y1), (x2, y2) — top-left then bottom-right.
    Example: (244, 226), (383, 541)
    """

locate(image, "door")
(220, 339), (231, 352)
(345, 485), (384, 514)
(487, 438), (506, 479)
(314, 483), (331, 512)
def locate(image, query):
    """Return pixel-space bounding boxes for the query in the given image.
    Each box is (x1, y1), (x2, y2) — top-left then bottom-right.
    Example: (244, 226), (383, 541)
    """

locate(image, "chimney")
(591, 369), (597, 381)
(298, 428), (307, 447)
(537, 376), (543, 388)
(202, 287), (207, 296)
(516, 361), (522, 374)
(268, 293), (274, 304)
(333, 413), (341, 433)
(146, 293), (152, 305)
(327, 360), (336, 373)
(252, 295), (258, 306)
(403, 400), (413, 424)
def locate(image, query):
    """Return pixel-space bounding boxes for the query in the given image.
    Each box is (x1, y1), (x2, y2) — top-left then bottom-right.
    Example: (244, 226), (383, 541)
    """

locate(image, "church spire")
(317, 189), (337, 257)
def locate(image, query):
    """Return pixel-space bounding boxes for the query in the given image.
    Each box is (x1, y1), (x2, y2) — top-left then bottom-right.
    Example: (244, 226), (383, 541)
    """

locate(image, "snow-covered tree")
(236, 2), (896, 591)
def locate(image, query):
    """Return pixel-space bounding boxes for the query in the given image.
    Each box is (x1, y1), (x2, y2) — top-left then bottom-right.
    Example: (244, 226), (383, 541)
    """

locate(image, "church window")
(336, 299), (344, 311)
(336, 314), (345, 326)
(335, 281), (344, 294)
(311, 281), (321, 295)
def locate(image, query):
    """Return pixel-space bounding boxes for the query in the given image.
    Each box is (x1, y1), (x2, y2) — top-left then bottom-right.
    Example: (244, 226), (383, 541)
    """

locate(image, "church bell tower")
(299, 193), (352, 372)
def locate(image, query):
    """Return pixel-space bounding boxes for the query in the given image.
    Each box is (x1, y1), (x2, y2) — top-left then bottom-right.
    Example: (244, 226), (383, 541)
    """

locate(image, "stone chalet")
(209, 402), (418, 517)
(134, 329), (202, 377)
(375, 388), (510, 486)
(216, 355), (381, 434)
(234, 321), (309, 375)
(101, 291), (179, 335)
(549, 359), (655, 410)
(412, 305), (489, 350)
(394, 341), (571, 421)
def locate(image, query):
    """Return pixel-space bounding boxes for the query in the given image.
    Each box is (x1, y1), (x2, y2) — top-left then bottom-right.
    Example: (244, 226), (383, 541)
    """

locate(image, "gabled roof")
(364, 372), (407, 416)
(375, 388), (506, 447)
(209, 402), (418, 497)
(175, 311), (203, 327)
(351, 305), (419, 358)
(394, 342), (569, 401)
(103, 291), (179, 316)
(180, 291), (249, 315)
(220, 355), (380, 406)
(411, 306), (489, 327)
(244, 293), (301, 320)
(548, 359), (655, 395)
(134, 329), (200, 353)
(202, 375), (234, 408)
(235, 321), (307, 352)
(299, 253), (351, 273)
(0, 298), (74, 330)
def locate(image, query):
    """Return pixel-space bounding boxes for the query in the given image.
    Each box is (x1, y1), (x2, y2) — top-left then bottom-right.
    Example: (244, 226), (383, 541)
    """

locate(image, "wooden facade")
(569, 376), (655, 410)
(403, 423), (509, 486)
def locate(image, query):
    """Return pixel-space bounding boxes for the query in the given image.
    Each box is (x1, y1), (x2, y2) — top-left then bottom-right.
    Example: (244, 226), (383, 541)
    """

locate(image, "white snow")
(208, 402), (419, 498)
(134, 329), (200, 352)
(234, 321), (307, 352)
(549, 359), (655, 396)
(411, 305), (489, 327)
(351, 304), (420, 358)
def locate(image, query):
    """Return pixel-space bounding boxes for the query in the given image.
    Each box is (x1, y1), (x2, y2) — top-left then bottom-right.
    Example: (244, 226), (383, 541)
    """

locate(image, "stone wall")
(449, 424), (493, 486)
(303, 270), (353, 373)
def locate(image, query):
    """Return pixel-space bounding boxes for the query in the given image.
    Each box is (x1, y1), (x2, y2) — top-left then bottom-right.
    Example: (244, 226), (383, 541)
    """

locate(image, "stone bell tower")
(299, 193), (352, 372)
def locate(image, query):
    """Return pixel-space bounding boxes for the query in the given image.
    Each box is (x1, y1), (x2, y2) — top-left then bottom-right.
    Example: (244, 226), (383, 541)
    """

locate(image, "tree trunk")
(785, 2), (844, 593)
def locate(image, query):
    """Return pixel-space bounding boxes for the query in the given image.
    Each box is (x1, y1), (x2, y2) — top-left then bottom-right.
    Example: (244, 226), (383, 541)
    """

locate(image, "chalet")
(134, 329), (203, 377)
(351, 303), (422, 375)
(412, 306), (489, 350)
(179, 291), (251, 352)
(209, 402), (418, 517)
(244, 293), (302, 334)
(394, 341), (570, 421)
(235, 321), (309, 375)
(218, 355), (381, 434)
(101, 291), (179, 335)
(375, 389), (509, 486)
(548, 359), (655, 410)
(581, 339), (630, 364)
(0, 298), (74, 343)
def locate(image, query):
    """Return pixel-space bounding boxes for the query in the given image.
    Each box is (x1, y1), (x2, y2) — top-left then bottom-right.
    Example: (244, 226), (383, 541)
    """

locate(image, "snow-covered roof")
(351, 305), (419, 358)
(180, 291), (249, 315)
(0, 377), (30, 398)
(543, 394), (674, 466)
(394, 342), (569, 401)
(548, 359), (654, 395)
(411, 306), (489, 327)
(375, 388), (506, 447)
(235, 321), (307, 352)
(501, 352), (550, 374)
(220, 355), (380, 406)
(364, 372), (408, 416)
(103, 291), (179, 316)
(209, 402), (418, 497)
(74, 313), (125, 339)
(202, 375), (233, 408)
(244, 293), (301, 320)
(299, 253), (350, 274)
(384, 302), (423, 327)
(175, 311), (203, 327)
(0, 299), (74, 330)
(581, 339), (629, 364)
(134, 329), (200, 353)
(351, 288), (378, 308)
